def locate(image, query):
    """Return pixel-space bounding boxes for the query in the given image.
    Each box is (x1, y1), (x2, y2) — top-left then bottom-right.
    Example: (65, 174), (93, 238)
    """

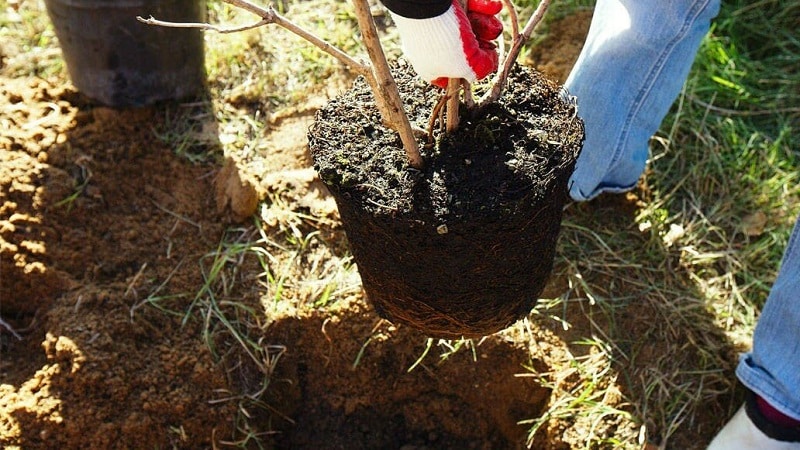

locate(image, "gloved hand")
(387, 0), (503, 88)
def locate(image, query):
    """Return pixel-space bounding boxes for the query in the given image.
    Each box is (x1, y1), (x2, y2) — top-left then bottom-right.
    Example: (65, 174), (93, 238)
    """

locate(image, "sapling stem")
(139, 0), (424, 169)
(445, 79), (461, 131)
(479, 0), (551, 107)
(350, 0), (424, 169)
(443, 0), (468, 132)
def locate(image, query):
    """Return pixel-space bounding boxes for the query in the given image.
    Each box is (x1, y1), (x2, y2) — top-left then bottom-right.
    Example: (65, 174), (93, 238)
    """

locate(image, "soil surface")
(2, 9), (736, 450)
(0, 77), (237, 448)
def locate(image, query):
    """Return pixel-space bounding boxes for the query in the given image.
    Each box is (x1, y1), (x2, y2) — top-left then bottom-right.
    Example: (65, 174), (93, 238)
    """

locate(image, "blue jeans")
(566, 0), (800, 421)
(737, 219), (800, 421)
(565, 0), (720, 201)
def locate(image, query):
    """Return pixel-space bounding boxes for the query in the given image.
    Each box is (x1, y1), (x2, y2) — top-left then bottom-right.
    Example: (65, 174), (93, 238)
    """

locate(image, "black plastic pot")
(44, 0), (206, 107)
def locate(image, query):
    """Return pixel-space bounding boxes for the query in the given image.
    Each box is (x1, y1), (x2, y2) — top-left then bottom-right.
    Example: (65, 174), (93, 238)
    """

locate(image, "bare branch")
(478, 0), (551, 107)
(519, 0), (552, 45)
(138, 1), (371, 78)
(137, 15), (269, 33)
(445, 79), (461, 131)
(351, 0), (423, 168)
(500, 0), (520, 43)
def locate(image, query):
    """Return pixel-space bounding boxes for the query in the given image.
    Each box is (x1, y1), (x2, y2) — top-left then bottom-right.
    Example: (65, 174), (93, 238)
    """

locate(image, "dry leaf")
(741, 211), (767, 236)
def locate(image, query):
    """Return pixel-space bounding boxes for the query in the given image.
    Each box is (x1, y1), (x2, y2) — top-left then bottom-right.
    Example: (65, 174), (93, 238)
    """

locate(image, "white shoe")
(708, 404), (800, 450)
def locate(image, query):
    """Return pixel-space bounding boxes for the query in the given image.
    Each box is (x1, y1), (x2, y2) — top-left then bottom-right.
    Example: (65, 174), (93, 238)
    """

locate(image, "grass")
(181, 209), (358, 447)
(0, 4), (63, 79)
(520, 337), (634, 448)
(4, 0), (797, 448)
(204, 0), (367, 111)
(150, 103), (223, 164)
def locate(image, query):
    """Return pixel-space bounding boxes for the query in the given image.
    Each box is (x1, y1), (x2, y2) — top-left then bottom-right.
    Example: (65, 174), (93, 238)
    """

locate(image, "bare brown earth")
(1, 10), (737, 450)
(0, 73), (574, 449)
(0, 78), (237, 448)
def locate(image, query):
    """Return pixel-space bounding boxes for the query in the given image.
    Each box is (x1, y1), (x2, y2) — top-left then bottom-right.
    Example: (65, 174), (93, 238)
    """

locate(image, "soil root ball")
(309, 62), (584, 338)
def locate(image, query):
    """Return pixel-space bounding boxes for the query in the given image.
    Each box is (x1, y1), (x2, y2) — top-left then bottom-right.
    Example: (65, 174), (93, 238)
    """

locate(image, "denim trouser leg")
(736, 215), (800, 421)
(566, 0), (800, 420)
(565, 0), (721, 201)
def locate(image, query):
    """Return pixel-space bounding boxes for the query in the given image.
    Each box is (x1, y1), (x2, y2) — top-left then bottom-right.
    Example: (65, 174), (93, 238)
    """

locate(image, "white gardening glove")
(387, 0), (503, 88)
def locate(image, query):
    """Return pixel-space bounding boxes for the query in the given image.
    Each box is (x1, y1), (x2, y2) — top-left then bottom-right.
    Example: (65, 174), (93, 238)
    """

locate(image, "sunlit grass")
(0, 3), (64, 78)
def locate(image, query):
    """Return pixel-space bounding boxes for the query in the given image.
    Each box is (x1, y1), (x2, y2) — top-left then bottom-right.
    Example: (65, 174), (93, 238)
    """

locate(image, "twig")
(479, 0), (551, 107)
(500, 0), (520, 44)
(124, 262), (149, 299)
(351, 0), (423, 168)
(138, 4), (371, 79)
(446, 79), (461, 131)
(137, 16), (269, 33)
(140, 0), (423, 169)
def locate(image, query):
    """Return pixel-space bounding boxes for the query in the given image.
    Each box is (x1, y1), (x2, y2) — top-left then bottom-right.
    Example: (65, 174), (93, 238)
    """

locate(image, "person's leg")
(737, 214), (800, 417)
(564, 0), (721, 201)
(708, 216), (800, 448)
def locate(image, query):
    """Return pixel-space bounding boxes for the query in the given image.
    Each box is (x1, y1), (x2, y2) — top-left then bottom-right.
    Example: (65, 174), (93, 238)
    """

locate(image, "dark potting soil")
(308, 61), (584, 338)
(310, 61), (582, 221)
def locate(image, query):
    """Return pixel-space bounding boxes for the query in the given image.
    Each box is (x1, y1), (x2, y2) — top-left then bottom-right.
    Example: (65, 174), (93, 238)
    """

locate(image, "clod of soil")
(309, 62), (584, 338)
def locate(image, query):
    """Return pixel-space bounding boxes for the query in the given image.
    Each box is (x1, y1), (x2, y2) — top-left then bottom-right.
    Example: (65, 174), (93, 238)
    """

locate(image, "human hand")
(388, 0), (503, 88)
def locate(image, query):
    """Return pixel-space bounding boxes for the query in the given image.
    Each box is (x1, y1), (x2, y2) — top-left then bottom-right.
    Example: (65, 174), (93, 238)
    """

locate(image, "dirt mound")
(0, 77), (236, 448)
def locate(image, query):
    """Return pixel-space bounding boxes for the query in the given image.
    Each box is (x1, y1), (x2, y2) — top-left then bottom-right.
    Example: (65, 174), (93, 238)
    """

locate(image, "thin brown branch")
(140, 0), (423, 167)
(446, 79), (461, 131)
(351, 0), (423, 168)
(138, 1), (371, 78)
(478, 0), (551, 108)
(137, 15), (269, 33)
(516, 0), (551, 49)
(500, 0), (520, 43)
